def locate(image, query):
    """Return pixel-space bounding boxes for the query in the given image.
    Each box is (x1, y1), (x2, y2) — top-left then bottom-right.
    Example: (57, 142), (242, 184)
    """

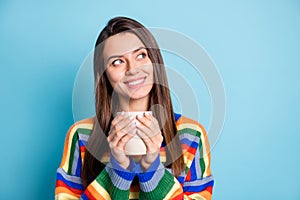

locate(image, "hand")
(107, 112), (136, 169)
(136, 113), (163, 171)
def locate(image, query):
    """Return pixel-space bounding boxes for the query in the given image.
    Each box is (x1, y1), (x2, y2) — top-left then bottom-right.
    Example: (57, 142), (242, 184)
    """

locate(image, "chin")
(129, 87), (152, 100)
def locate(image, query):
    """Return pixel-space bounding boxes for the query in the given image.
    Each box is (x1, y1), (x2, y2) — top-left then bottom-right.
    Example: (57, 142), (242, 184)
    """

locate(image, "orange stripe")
(198, 190), (212, 199)
(59, 124), (77, 168)
(169, 186), (184, 200)
(56, 180), (82, 195)
(87, 184), (106, 200)
(184, 151), (194, 163)
(55, 186), (81, 198)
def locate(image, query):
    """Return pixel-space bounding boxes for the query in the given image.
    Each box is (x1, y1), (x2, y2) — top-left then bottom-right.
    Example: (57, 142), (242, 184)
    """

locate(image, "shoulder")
(175, 114), (206, 138)
(64, 117), (95, 142)
(175, 114), (209, 154)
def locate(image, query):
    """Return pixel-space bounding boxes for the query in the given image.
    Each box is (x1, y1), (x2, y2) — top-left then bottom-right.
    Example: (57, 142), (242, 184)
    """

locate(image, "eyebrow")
(106, 47), (146, 64)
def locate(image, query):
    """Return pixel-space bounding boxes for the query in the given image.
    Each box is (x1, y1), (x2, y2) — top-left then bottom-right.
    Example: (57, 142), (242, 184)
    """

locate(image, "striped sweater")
(55, 113), (214, 199)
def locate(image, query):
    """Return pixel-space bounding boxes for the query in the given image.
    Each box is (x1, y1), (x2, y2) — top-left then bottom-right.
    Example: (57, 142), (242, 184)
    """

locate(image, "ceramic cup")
(115, 111), (152, 155)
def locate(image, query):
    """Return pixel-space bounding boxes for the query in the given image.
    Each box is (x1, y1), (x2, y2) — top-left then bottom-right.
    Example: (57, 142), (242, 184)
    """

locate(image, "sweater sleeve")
(55, 124), (136, 200)
(136, 122), (214, 200)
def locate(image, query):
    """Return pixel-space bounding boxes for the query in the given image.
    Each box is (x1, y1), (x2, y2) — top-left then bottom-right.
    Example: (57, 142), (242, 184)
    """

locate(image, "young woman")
(55, 16), (214, 199)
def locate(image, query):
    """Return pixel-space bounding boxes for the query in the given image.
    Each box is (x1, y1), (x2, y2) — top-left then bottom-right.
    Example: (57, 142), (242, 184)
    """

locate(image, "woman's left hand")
(135, 113), (163, 171)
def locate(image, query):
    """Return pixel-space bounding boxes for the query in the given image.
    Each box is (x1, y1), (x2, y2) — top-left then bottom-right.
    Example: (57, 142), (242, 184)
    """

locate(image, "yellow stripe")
(164, 177), (182, 200)
(74, 123), (93, 130)
(183, 151), (194, 168)
(129, 191), (140, 199)
(90, 180), (111, 200)
(186, 193), (207, 200)
(55, 192), (79, 200)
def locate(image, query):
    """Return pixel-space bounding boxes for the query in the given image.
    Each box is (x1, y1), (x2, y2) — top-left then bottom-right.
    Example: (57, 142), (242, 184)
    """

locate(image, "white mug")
(115, 111), (152, 155)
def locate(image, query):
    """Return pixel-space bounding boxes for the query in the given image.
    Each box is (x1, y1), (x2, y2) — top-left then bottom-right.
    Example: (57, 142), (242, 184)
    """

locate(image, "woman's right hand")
(107, 112), (136, 169)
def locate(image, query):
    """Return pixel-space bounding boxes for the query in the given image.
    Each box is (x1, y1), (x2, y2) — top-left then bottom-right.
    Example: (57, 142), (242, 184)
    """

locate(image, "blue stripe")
(174, 112), (182, 122)
(80, 193), (88, 200)
(137, 155), (161, 182)
(189, 158), (196, 180)
(75, 154), (82, 176)
(181, 138), (198, 149)
(177, 176), (185, 184)
(79, 140), (87, 147)
(56, 172), (84, 190)
(183, 180), (214, 192)
(113, 168), (136, 181)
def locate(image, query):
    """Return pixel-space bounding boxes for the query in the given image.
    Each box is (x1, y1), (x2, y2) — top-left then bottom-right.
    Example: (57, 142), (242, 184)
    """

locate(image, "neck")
(118, 95), (150, 112)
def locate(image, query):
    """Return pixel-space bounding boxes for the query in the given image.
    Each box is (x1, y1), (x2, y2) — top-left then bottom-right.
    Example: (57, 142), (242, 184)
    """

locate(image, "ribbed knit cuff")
(106, 155), (136, 190)
(137, 155), (165, 192)
(110, 154), (137, 172)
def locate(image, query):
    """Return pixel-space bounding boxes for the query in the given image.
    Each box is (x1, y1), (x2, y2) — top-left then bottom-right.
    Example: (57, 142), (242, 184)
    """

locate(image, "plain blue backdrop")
(1, 0), (300, 199)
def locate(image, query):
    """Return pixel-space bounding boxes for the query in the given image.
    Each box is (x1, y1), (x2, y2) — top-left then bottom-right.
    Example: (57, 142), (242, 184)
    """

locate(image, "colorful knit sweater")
(55, 113), (214, 199)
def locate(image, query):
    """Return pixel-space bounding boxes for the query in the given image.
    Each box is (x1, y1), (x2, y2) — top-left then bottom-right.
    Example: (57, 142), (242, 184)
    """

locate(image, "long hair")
(82, 16), (185, 188)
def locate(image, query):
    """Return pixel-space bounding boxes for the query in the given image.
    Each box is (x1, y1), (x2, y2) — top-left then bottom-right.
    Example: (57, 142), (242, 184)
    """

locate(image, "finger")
(136, 129), (156, 153)
(111, 111), (126, 128)
(136, 114), (152, 127)
(135, 120), (152, 139)
(110, 120), (136, 147)
(114, 115), (135, 131)
(117, 129), (135, 149)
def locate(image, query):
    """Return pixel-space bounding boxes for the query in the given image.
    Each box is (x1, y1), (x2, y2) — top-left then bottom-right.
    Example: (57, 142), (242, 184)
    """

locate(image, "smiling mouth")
(124, 77), (146, 88)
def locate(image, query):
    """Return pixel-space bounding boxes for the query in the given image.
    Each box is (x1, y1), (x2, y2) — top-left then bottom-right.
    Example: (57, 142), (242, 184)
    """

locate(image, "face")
(103, 32), (154, 102)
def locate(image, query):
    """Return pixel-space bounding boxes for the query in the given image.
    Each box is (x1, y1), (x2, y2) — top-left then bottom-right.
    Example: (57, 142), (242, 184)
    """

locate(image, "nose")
(125, 57), (138, 75)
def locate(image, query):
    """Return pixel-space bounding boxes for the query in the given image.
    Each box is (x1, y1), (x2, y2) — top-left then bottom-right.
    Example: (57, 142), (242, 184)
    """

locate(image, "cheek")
(106, 69), (124, 87)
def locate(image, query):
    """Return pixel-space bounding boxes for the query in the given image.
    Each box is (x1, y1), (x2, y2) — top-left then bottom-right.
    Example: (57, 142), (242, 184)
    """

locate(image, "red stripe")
(206, 186), (213, 194)
(181, 143), (189, 151)
(80, 146), (86, 152)
(84, 189), (97, 200)
(187, 147), (197, 155)
(186, 169), (191, 181)
(171, 192), (184, 200)
(56, 180), (83, 195)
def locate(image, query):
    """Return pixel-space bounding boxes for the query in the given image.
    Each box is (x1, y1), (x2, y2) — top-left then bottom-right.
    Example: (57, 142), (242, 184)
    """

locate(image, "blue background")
(1, 0), (300, 199)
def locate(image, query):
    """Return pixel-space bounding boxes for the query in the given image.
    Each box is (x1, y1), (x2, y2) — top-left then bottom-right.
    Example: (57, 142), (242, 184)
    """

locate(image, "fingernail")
(131, 122), (136, 128)
(135, 121), (140, 126)
(137, 114), (143, 119)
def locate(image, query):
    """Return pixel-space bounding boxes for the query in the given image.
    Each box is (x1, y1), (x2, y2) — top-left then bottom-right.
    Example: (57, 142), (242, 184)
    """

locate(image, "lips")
(124, 77), (146, 88)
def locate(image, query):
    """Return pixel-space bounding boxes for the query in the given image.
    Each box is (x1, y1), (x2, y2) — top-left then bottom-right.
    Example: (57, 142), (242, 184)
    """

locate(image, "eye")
(112, 59), (123, 66)
(136, 52), (147, 60)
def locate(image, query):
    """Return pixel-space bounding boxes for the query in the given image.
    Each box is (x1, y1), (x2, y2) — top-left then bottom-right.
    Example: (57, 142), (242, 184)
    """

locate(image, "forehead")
(103, 32), (145, 58)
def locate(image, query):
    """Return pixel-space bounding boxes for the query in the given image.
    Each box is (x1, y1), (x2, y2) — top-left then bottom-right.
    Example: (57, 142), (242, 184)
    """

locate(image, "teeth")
(127, 78), (144, 86)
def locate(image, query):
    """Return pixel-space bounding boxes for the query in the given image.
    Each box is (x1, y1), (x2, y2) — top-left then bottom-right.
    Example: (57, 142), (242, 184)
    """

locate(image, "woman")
(55, 16), (214, 199)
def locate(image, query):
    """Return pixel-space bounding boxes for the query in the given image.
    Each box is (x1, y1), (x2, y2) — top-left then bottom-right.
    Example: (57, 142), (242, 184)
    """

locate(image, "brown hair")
(82, 16), (184, 188)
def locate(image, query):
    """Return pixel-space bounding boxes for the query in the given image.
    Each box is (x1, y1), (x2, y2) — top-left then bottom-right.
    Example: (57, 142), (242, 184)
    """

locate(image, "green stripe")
(198, 135), (206, 179)
(139, 169), (174, 199)
(95, 169), (130, 199)
(178, 128), (201, 138)
(67, 131), (79, 174)
(77, 128), (92, 135)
